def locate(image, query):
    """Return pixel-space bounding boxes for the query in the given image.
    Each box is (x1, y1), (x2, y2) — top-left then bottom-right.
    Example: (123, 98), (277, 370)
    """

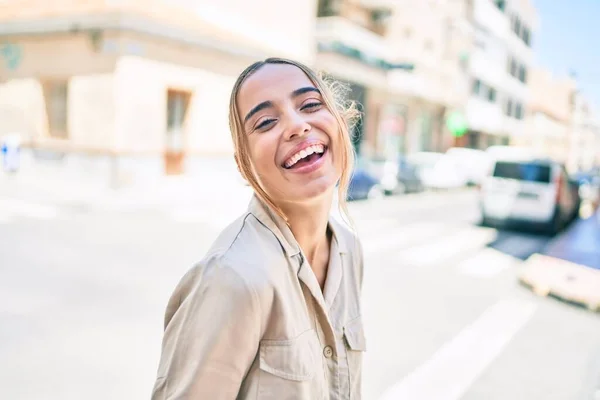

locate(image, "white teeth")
(284, 144), (326, 168)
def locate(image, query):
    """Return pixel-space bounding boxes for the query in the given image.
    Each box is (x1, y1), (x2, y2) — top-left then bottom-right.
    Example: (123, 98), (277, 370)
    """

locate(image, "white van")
(479, 153), (579, 234)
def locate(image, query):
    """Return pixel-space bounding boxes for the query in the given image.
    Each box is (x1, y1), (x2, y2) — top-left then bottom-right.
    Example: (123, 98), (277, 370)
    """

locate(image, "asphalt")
(543, 211), (600, 270)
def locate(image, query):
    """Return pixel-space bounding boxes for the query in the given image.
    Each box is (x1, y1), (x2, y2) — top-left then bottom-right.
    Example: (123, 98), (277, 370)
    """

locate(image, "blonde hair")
(228, 57), (360, 226)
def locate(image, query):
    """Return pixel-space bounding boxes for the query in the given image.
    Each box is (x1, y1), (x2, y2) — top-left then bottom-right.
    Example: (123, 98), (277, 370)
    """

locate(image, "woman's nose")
(283, 111), (310, 141)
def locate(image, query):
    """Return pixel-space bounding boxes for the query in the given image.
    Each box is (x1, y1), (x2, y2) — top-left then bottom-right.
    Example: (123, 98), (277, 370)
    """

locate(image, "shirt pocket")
(258, 329), (321, 398)
(343, 316), (366, 398)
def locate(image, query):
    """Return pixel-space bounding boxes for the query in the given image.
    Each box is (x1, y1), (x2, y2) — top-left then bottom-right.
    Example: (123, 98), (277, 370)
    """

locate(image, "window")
(317, 0), (338, 17)
(472, 79), (481, 95)
(510, 59), (517, 77)
(514, 16), (521, 36)
(505, 99), (513, 116)
(510, 12), (531, 46)
(487, 87), (497, 103)
(518, 65), (527, 83)
(166, 89), (191, 152)
(515, 102), (524, 119)
(44, 80), (69, 139)
(522, 27), (531, 46)
(493, 162), (551, 183)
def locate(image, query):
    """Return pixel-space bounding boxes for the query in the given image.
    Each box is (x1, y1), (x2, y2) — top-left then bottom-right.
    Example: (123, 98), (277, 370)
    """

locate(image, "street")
(1, 190), (599, 400)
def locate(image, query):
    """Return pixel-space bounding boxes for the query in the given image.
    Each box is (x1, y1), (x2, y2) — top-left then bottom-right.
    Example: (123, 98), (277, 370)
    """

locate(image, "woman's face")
(237, 63), (342, 206)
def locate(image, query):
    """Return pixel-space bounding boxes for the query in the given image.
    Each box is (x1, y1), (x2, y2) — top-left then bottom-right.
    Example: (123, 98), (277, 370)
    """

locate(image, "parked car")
(479, 155), (580, 234)
(444, 147), (492, 186)
(347, 167), (384, 201)
(572, 170), (600, 208)
(362, 156), (424, 195)
(395, 157), (424, 194)
(418, 152), (470, 190)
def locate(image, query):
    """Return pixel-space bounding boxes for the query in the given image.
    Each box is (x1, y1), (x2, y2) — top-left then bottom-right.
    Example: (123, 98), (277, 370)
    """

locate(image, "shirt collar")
(247, 195), (349, 264)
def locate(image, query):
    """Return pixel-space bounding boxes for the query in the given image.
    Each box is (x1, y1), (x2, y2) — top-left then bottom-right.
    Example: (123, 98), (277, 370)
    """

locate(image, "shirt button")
(323, 345), (334, 359)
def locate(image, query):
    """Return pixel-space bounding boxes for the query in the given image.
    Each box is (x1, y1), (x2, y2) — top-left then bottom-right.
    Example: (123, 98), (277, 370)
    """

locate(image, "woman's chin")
(292, 175), (337, 201)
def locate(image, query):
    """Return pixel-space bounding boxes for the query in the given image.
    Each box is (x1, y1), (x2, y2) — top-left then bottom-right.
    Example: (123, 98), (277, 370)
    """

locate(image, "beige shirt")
(151, 196), (366, 400)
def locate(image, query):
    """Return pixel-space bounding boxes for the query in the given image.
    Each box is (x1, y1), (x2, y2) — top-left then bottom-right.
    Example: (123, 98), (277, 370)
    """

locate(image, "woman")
(151, 58), (366, 400)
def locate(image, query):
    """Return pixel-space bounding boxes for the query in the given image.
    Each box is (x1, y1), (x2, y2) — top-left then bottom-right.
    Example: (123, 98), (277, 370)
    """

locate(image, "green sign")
(446, 111), (468, 137)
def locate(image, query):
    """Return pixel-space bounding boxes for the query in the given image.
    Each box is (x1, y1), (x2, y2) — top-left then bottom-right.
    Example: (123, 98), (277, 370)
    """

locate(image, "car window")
(492, 161), (552, 183)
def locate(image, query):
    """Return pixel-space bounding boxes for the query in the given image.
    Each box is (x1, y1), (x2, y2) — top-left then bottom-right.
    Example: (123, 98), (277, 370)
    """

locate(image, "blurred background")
(1, 0), (599, 399)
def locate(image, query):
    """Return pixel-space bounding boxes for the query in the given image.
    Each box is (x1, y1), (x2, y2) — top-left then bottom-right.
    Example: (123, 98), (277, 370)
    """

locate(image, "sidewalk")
(517, 210), (600, 312)
(542, 210), (600, 270)
(0, 168), (254, 213)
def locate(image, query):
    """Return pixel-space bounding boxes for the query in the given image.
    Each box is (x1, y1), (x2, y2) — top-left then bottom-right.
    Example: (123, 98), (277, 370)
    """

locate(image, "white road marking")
(395, 227), (497, 267)
(379, 298), (538, 400)
(456, 247), (520, 278)
(363, 221), (455, 255)
(0, 198), (58, 221)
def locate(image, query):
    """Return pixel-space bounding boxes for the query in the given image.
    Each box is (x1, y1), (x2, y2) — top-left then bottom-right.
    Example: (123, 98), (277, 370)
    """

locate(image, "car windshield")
(493, 161), (552, 183)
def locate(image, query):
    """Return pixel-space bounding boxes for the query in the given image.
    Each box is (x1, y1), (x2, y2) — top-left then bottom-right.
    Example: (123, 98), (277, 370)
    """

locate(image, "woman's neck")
(280, 193), (333, 266)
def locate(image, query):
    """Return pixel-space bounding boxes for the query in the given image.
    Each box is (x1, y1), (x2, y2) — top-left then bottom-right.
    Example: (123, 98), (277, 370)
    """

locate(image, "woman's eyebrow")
(291, 86), (320, 98)
(244, 101), (273, 124)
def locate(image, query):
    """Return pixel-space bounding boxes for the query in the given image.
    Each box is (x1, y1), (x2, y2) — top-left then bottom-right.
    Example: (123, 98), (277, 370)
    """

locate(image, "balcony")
(318, 0), (392, 36)
(316, 16), (389, 61)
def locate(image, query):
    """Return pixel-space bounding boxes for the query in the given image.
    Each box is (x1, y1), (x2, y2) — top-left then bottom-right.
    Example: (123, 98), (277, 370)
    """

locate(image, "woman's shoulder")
(174, 212), (287, 294)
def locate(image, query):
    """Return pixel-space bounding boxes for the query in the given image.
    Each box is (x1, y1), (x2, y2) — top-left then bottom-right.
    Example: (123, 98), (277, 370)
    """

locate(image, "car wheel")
(367, 185), (385, 200)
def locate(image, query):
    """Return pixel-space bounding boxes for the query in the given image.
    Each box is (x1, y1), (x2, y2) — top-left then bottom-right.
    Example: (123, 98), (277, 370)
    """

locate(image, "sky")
(532, 0), (600, 107)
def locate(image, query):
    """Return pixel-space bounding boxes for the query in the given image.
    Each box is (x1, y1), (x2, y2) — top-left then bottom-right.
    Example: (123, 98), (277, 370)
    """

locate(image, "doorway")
(165, 89), (191, 175)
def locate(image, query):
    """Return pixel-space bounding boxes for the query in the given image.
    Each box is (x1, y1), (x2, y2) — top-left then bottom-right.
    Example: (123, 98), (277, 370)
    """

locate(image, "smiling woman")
(152, 58), (367, 400)
(231, 58), (360, 224)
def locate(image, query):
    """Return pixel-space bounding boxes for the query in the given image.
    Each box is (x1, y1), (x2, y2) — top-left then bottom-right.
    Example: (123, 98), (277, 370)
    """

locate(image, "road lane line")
(456, 247), (520, 278)
(362, 221), (460, 255)
(379, 298), (538, 400)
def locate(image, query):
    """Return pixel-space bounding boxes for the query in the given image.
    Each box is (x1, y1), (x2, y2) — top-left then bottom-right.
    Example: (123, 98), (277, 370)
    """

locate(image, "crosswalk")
(351, 216), (529, 279)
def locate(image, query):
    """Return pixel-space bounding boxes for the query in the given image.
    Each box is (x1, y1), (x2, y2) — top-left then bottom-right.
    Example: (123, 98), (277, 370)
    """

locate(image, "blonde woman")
(152, 58), (366, 400)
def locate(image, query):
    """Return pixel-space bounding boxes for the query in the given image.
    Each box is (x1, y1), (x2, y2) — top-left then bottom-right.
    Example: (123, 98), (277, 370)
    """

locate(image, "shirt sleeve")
(151, 259), (262, 400)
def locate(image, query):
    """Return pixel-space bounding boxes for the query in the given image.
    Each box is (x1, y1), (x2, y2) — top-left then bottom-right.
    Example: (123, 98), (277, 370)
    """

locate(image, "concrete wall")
(0, 78), (45, 140)
(114, 55), (235, 155)
(0, 34), (118, 150)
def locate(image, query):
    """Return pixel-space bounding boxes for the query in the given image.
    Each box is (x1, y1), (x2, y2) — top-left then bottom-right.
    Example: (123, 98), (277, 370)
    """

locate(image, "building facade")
(0, 0), (317, 185)
(314, 0), (473, 162)
(569, 94), (600, 173)
(519, 68), (575, 164)
(465, 0), (537, 149)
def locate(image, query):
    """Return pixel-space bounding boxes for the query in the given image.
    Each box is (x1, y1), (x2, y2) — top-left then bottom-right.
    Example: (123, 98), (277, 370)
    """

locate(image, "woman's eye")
(255, 118), (276, 131)
(301, 102), (322, 112)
